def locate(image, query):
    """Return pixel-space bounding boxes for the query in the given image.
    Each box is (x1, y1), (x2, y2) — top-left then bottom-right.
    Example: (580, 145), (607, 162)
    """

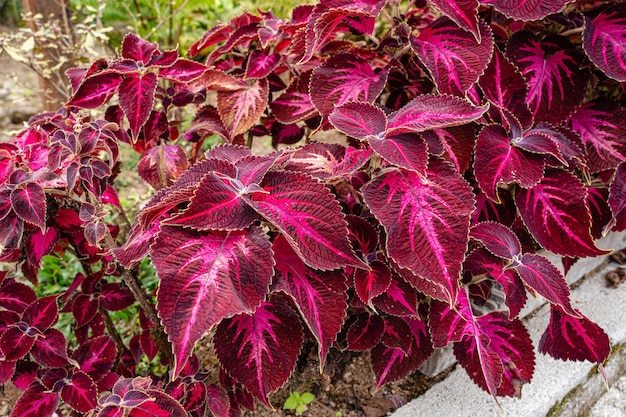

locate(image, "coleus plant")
(2, 0), (626, 415)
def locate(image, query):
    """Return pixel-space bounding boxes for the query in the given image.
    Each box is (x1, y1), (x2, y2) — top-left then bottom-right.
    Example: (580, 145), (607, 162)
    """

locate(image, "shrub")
(2, 0), (626, 415)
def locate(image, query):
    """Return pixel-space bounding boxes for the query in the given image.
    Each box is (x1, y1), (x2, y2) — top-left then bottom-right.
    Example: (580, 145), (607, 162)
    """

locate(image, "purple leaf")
(217, 78), (269, 140)
(386, 94), (488, 136)
(31, 328), (69, 367)
(507, 32), (587, 125)
(480, 0), (569, 21)
(471, 221), (521, 259)
(421, 125), (476, 173)
(273, 235), (348, 368)
(515, 253), (577, 317)
(329, 101), (387, 140)
(244, 50), (281, 79)
(153, 226), (273, 377)
(61, 371), (98, 413)
(119, 72), (157, 140)
(10, 382), (58, 417)
(66, 72), (123, 108)
(251, 170), (362, 270)
(515, 169), (610, 257)
(121, 33), (158, 63)
(73, 335), (116, 382)
(11, 182), (46, 231)
(311, 53), (388, 117)
(346, 312), (385, 351)
(410, 17), (493, 96)
(214, 299), (302, 407)
(270, 71), (318, 124)
(479, 48), (533, 129)
(362, 159), (475, 303)
(354, 260), (392, 305)
(539, 305), (610, 364)
(0, 278), (37, 313)
(138, 145), (189, 190)
(474, 124), (545, 203)
(369, 133), (428, 176)
(158, 59), (207, 82)
(567, 99), (626, 173)
(371, 318), (433, 389)
(454, 312), (535, 398)
(609, 162), (626, 231)
(283, 143), (372, 180)
(430, 0), (480, 41)
(23, 295), (58, 331)
(583, 4), (626, 82)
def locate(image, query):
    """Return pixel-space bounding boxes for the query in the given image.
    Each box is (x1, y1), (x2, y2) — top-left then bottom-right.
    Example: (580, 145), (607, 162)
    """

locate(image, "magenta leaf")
(371, 318), (433, 389)
(362, 159), (475, 303)
(539, 305), (610, 364)
(520, 124), (582, 167)
(471, 221), (521, 259)
(72, 294), (99, 328)
(119, 72), (157, 140)
(0, 360), (15, 385)
(567, 98), (626, 173)
(481, 0), (569, 21)
(31, 328), (69, 367)
(11, 181), (46, 231)
(386, 94), (488, 136)
(217, 78), (269, 140)
(61, 370), (98, 413)
(428, 290), (474, 348)
(158, 59), (207, 82)
(369, 133), (428, 176)
(214, 299), (303, 407)
(113, 221), (160, 268)
(410, 17), (493, 96)
(244, 49), (281, 79)
(479, 48), (533, 129)
(283, 143), (372, 180)
(73, 335), (117, 382)
(66, 72), (123, 108)
(153, 226), (273, 376)
(507, 32), (587, 125)
(373, 271), (420, 316)
(515, 169), (610, 257)
(430, 0), (480, 41)
(474, 124), (545, 202)
(346, 312), (385, 351)
(251, 170), (362, 270)
(354, 260), (392, 305)
(583, 4), (626, 82)
(270, 71), (318, 124)
(514, 253), (577, 317)
(0, 326), (35, 361)
(311, 53), (388, 117)
(380, 316), (413, 353)
(329, 101), (387, 140)
(134, 389), (187, 417)
(454, 312), (535, 398)
(10, 382), (58, 417)
(272, 235), (348, 367)
(100, 283), (134, 311)
(421, 125), (476, 173)
(184, 106), (228, 142)
(25, 228), (59, 267)
(137, 145), (189, 190)
(609, 162), (626, 231)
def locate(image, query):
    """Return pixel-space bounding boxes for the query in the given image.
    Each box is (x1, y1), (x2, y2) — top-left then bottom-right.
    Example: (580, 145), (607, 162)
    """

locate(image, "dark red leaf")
(31, 328), (69, 367)
(158, 59), (207, 82)
(100, 283), (135, 311)
(609, 162), (626, 231)
(23, 295), (58, 331)
(217, 78), (269, 140)
(10, 382), (58, 417)
(61, 371), (98, 413)
(121, 33), (158, 63)
(369, 133), (428, 176)
(137, 144), (189, 190)
(0, 278), (37, 313)
(354, 260), (392, 305)
(72, 293), (99, 328)
(481, 0), (569, 21)
(119, 72), (158, 140)
(430, 0), (480, 41)
(0, 360), (15, 384)
(215, 299), (303, 407)
(410, 17), (493, 96)
(362, 160), (475, 303)
(244, 50), (281, 79)
(66, 72), (123, 108)
(515, 169), (610, 257)
(11, 182), (46, 231)
(0, 326), (34, 361)
(583, 4), (626, 82)
(251, 170), (362, 270)
(346, 312), (385, 351)
(373, 272), (420, 316)
(73, 335), (117, 381)
(539, 305), (610, 364)
(25, 228), (59, 267)
(153, 226), (273, 377)
(329, 101), (387, 140)
(471, 221), (521, 259)
(273, 235), (348, 368)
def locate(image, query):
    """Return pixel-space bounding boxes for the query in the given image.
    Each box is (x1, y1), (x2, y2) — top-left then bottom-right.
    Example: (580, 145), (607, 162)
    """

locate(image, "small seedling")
(283, 391), (315, 415)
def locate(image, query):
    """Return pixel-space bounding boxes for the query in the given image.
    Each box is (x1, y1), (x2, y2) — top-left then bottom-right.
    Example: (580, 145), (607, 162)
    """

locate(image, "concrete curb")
(391, 232), (626, 417)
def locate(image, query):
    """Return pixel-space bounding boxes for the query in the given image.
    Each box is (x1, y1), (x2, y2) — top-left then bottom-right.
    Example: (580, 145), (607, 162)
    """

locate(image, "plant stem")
(101, 308), (127, 356)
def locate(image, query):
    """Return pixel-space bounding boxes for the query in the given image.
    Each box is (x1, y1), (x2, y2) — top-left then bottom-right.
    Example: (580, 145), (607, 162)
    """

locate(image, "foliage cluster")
(2, 0), (626, 416)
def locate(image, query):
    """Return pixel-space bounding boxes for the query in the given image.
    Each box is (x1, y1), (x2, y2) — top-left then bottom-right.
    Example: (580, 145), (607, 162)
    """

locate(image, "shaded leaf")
(583, 4), (626, 82)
